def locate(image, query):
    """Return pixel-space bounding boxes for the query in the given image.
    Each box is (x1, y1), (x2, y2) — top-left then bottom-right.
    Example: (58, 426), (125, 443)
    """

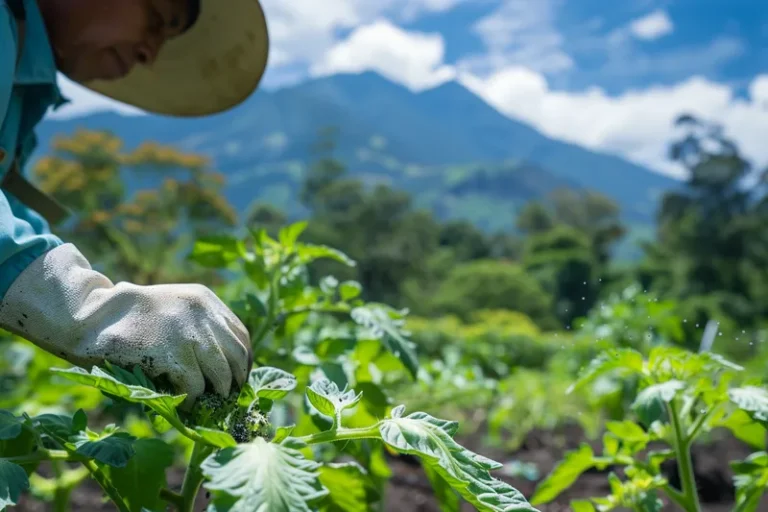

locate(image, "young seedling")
(531, 346), (768, 512)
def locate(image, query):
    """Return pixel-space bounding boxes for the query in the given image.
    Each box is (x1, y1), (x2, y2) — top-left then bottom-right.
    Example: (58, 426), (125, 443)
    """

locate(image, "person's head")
(38, 0), (201, 82)
(38, 0), (269, 117)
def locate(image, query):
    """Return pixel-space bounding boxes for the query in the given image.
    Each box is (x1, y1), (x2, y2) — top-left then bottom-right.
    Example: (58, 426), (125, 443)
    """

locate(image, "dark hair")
(184, 0), (201, 32)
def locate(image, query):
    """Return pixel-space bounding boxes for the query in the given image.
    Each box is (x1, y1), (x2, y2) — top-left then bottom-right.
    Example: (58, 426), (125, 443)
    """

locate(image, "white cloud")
(629, 10), (674, 41)
(310, 21), (455, 90)
(465, 0), (573, 75)
(459, 69), (768, 178)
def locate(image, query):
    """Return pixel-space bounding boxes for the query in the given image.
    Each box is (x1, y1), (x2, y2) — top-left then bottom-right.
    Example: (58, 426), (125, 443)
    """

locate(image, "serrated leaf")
(340, 281), (362, 301)
(633, 381), (685, 410)
(730, 452), (768, 512)
(319, 462), (369, 512)
(247, 367), (298, 401)
(729, 387), (768, 425)
(271, 426), (295, 444)
(189, 235), (243, 268)
(72, 427), (136, 468)
(351, 305), (419, 378)
(0, 411), (22, 441)
(568, 349), (644, 394)
(103, 361), (156, 391)
(194, 427), (237, 448)
(52, 366), (186, 421)
(720, 410), (767, 450)
(531, 444), (595, 505)
(605, 421), (650, 445)
(103, 439), (175, 512)
(201, 437), (328, 512)
(378, 408), (536, 511)
(424, 463), (461, 512)
(279, 221), (308, 249)
(306, 380), (362, 424)
(33, 413), (75, 440)
(0, 460), (29, 509)
(296, 244), (356, 267)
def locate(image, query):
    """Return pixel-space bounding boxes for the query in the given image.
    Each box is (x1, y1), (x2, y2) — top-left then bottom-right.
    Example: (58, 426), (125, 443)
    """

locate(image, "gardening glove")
(0, 243), (252, 408)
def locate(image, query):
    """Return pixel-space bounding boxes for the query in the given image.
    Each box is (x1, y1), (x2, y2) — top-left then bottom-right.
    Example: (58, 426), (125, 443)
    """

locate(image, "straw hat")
(78, 0), (270, 118)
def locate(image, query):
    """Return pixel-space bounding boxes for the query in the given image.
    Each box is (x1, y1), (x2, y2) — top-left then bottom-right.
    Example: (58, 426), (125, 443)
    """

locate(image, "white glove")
(0, 244), (252, 408)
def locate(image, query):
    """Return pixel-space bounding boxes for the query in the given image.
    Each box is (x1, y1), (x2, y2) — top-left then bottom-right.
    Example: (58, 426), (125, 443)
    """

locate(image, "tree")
(32, 130), (237, 285)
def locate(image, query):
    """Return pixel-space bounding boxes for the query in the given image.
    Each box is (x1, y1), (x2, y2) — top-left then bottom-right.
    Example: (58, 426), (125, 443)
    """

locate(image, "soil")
(13, 424), (766, 511)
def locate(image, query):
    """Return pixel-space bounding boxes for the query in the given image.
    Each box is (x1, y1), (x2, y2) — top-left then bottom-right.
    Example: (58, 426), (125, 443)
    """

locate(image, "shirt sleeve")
(0, 4), (63, 299)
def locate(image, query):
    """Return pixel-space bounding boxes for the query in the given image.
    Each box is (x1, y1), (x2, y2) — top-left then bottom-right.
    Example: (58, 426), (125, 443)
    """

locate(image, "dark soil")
(13, 425), (765, 511)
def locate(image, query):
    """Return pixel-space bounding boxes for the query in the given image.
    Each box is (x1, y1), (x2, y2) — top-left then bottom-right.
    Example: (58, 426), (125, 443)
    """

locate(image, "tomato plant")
(531, 345), (768, 512)
(0, 222), (538, 512)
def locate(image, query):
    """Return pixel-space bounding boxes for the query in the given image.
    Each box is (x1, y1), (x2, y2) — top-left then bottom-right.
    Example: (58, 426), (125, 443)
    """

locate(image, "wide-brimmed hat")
(78, 0), (269, 117)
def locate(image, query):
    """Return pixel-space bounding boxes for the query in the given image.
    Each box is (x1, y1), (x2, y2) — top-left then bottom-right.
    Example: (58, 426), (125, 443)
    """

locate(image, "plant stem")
(82, 459), (131, 512)
(668, 400), (701, 512)
(2, 449), (81, 465)
(251, 271), (280, 348)
(180, 442), (214, 512)
(299, 424), (381, 445)
(160, 488), (185, 510)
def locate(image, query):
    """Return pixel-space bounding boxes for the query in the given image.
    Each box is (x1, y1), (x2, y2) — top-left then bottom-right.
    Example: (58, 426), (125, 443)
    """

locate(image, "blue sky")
(55, 0), (768, 178)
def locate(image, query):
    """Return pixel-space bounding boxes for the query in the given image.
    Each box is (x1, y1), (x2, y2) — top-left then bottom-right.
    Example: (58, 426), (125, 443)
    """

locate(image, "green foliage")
(533, 344), (768, 512)
(0, 222), (536, 512)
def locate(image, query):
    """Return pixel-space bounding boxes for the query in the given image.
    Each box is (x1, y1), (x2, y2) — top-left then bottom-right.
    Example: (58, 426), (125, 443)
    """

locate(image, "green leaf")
(103, 439), (175, 512)
(379, 406), (536, 511)
(351, 305), (419, 378)
(570, 500), (596, 512)
(531, 444), (595, 505)
(320, 276), (339, 295)
(720, 410), (767, 450)
(730, 452), (768, 512)
(729, 387), (768, 425)
(194, 427), (237, 449)
(71, 426), (136, 468)
(567, 349), (644, 394)
(605, 421), (650, 445)
(247, 293), (268, 317)
(306, 380), (362, 424)
(0, 411), (22, 441)
(424, 463), (461, 512)
(244, 258), (269, 289)
(633, 380), (685, 410)
(319, 462), (370, 512)
(296, 244), (356, 267)
(103, 361), (156, 391)
(51, 366), (185, 423)
(33, 413), (75, 440)
(271, 426), (295, 444)
(245, 367), (298, 403)
(279, 221), (309, 250)
(189, 235), (243, 268)
(0, 460), (29, 509)
(201, 437), (328, 512)
(340, 281), (363, 301)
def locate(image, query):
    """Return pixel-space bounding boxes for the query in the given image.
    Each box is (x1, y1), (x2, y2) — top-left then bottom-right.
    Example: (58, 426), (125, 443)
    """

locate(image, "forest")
(2, 111), (768, 512)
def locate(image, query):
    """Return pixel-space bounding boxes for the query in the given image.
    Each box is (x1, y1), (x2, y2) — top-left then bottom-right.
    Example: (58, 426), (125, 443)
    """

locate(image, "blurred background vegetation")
(4, 104), (768, 509)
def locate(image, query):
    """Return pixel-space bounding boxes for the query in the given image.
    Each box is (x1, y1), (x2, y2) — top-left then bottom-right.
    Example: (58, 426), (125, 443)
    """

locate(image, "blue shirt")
(0, 0), (67, 298)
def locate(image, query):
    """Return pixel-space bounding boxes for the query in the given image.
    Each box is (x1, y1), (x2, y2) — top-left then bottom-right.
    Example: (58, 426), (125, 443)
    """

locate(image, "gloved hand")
(0, 244), (252, 408)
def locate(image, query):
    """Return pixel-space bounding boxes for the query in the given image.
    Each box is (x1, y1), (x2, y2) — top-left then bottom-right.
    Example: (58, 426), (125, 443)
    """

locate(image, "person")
(0, 0), (270, 408)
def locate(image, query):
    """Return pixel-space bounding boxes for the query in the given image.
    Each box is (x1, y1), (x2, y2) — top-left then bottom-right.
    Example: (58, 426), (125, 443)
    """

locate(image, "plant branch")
(2, 449), (83, 465)
(160, 488), (185, 510)
(82, 459), (131, 512)
(298, 424), (381, 446)
(180, 441), (214, 512)
(668, 400), (701, 512)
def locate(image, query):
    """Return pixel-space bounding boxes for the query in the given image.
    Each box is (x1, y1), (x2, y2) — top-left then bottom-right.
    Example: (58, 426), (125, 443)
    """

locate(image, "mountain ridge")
(36, 71), (678, 227)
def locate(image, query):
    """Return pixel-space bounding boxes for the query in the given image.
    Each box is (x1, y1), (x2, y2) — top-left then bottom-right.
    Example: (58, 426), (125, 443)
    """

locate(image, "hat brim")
(77, 0), (269, 118)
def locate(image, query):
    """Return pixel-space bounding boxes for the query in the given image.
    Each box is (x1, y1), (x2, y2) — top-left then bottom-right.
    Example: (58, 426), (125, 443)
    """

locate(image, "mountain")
(35, 71), (678, 231)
